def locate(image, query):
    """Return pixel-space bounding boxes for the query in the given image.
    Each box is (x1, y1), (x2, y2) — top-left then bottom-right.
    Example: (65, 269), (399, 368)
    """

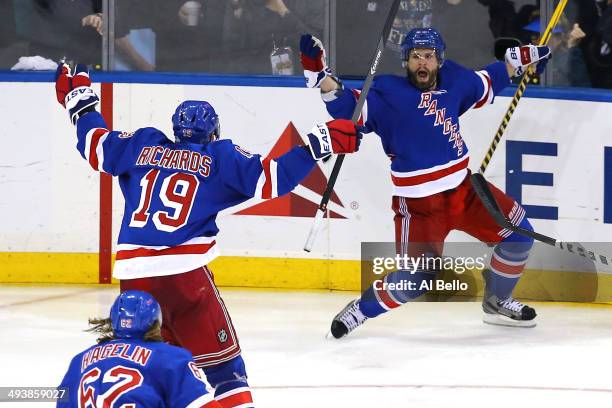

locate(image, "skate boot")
(482, 294), (537, 328)
(329, 299), (368, 339)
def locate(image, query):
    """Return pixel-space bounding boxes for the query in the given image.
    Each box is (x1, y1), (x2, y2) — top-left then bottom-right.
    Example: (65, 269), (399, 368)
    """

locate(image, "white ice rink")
(1, 285), (612, 407)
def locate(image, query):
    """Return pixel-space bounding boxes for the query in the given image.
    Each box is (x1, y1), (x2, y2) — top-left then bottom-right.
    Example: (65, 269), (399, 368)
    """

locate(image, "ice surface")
(1, 285), (611, 407)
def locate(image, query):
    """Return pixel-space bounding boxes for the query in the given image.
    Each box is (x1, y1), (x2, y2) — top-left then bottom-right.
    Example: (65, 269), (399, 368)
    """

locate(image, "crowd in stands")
(0, 0), (609, 88)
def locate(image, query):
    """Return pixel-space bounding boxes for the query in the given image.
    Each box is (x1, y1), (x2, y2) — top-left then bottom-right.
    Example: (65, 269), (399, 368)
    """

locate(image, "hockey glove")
(504, 45), (551, 77)
(307, 119), (362, 161)
(300, 34), (333, 88)
(55, 63), (99, 125)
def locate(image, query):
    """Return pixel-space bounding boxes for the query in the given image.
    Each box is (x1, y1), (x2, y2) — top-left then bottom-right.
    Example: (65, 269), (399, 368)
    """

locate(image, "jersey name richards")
(76, 112), (315, 279)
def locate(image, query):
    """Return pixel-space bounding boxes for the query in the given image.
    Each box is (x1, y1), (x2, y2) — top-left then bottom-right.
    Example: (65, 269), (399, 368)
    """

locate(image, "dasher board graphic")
(236, 122), (349, 219)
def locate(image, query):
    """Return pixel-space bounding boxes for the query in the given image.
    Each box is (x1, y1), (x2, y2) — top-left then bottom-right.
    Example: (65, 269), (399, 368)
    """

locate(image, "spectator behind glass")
(12, 0), (102, 66)
(478, 1), (562, 48)
(336, 0), (434, 76)
(0, 0), (25, 68)
(599, 1), (612, 87)
(590, 0), (611, 87)
(335, 0), (464, 77)
(477, 1), (544, 45)
(524, 17), (592, 87)
(569, 0), (610, 88)
(477, 0), (518, 39)
(111, 0), (221, 72)
(216, 0), (325, 75)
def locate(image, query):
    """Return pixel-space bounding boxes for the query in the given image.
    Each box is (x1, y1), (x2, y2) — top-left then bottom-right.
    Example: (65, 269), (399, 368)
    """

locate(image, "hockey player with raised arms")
(299, 28), (551, 337)
(55, 64), (362, 406)
(57, 290), (221, 407)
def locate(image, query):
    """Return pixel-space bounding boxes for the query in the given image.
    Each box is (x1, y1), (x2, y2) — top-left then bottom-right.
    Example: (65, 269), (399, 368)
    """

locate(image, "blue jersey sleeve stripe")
(76, 111), (109, 162)
(253, 149), (316, 200)
(251, 158), (277, 200)
(84, 128), (111, 172)
(261, 158), (278, 199)
(252, 167), (266, 199)
(473, 70), (493, 109)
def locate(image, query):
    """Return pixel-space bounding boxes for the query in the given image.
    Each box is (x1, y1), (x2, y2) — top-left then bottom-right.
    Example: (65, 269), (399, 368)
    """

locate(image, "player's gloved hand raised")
(300, 34), (333, 88)
(306, 119), (362, 161)
(504, 45), (551, 77)
(55, 63), (99, 125)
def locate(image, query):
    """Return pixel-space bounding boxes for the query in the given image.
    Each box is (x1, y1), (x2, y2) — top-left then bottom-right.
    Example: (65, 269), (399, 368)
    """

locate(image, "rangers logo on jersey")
(418, 91), (464, 156)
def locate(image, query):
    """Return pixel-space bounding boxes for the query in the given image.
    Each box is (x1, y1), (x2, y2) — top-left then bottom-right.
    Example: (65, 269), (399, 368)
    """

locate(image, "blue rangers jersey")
(324, 60), (510, 198)
(57, 339), (217, 407)
(76, 112), (315, 279)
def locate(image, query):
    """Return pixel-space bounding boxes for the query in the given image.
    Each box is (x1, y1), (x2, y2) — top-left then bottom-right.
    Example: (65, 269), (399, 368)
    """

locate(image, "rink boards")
(1, 75), (611, 300)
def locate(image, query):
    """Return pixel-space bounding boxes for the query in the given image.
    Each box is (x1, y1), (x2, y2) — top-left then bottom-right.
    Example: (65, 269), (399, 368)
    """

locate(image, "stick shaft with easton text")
(303, 0), (402, 252)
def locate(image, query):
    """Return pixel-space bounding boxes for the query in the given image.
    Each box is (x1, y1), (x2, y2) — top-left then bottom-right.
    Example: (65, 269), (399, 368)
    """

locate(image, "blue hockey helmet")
(401, 28), (446, 65)
(110, 290), (161, 339)
(172, 100), (220, 144)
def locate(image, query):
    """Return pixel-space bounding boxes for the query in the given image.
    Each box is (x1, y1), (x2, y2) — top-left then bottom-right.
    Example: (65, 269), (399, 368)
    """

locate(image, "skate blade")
(483, 313), (537, 328)
(325, 331), (345, 340)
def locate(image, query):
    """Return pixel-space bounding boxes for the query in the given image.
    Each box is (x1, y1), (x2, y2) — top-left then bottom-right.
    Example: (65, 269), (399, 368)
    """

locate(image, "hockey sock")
(486, 217), (534, 300)
(204, 356), (254, 408)
(359, 270), (436, 318)
(214, 382), (253, 408)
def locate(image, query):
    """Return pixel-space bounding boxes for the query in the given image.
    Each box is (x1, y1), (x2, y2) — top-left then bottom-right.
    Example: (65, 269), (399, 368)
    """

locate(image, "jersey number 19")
(130, 170), (199, 232)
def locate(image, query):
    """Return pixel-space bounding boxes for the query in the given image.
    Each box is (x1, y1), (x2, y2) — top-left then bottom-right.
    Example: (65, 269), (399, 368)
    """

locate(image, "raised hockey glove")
(55, 63), (99, 125)
(300, 34), (333, 88)
(504, 45), (551, 77)
(306, 119), (362, 161)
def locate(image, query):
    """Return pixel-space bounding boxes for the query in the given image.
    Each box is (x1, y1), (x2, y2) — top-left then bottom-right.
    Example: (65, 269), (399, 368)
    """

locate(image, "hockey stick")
(303, 0), (402, 252)
(470, 1), (579, 252)
(471, 172), (612, 268)
(476, 0), (568, 174)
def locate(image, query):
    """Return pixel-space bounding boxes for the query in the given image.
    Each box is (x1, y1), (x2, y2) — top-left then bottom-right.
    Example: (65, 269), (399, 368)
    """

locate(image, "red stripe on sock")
(217, 390), (253, 408)
(377, 287), (402, 309)
(491, 256), (525, 275)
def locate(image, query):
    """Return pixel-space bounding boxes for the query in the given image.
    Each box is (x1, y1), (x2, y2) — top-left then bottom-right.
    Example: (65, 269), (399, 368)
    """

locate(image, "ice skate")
(329, 299), (368, 339)
(482, 294), (537, 328)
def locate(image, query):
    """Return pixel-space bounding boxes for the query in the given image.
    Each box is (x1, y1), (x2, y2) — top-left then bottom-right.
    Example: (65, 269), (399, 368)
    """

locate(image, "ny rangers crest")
(217, 329), (228, 343)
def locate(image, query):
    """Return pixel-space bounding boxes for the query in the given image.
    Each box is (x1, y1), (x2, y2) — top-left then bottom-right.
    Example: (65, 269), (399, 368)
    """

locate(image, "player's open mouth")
(417, 69), (429, 80)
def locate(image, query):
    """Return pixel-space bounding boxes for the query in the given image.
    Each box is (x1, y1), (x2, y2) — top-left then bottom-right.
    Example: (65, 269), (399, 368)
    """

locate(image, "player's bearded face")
(406, 48), (440, 91)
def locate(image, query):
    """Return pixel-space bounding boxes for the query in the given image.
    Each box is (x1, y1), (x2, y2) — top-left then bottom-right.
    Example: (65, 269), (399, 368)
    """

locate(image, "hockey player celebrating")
(299, 28), (551, 338)
(55, 64), (362, 406)
(57, 290), (221, 407)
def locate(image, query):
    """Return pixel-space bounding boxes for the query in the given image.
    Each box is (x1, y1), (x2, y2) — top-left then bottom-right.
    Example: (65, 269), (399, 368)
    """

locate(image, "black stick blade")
(471, 173), (557, 246)
(470, 173), (511, 229)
